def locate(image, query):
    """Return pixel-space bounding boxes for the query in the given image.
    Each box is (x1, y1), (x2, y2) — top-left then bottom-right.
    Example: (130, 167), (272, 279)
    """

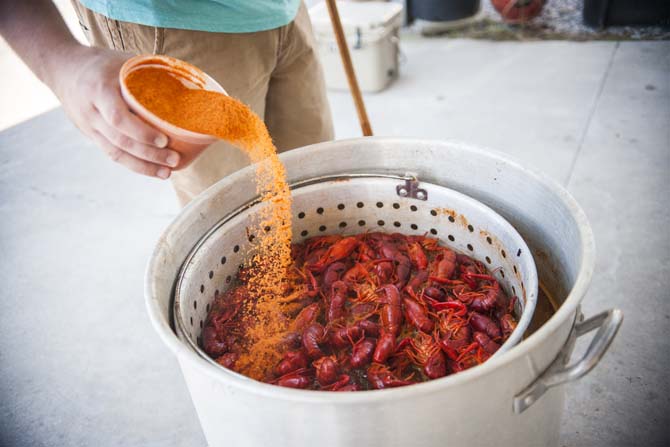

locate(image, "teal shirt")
(79, 0), (301, 33)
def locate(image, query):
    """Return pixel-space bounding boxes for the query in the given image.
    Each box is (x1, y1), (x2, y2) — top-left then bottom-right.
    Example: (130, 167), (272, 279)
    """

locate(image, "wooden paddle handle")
(324, 0), (373, 136)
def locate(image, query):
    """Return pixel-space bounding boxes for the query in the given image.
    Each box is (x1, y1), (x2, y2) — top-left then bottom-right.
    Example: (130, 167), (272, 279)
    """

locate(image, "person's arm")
(0, 0), (180, 179)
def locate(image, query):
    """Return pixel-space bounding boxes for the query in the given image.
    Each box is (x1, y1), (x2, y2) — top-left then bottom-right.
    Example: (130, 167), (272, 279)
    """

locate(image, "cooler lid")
(309, 1), (404, 34)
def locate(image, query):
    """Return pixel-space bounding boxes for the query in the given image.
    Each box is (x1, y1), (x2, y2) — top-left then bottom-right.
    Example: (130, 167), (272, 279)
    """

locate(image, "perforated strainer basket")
(174, 173), (538, 376)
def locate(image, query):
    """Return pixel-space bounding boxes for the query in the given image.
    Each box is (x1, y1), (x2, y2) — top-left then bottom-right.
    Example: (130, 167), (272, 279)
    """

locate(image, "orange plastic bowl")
(119, 55), (227, 170)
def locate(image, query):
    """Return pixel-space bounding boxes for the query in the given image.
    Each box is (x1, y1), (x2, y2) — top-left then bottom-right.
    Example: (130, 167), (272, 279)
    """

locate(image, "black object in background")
(583, 0), (670, 28)
(406, 0), (481, 23)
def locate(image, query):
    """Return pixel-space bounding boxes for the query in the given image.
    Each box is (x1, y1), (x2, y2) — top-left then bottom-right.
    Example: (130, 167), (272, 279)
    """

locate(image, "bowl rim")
(118, 54), (225, 144)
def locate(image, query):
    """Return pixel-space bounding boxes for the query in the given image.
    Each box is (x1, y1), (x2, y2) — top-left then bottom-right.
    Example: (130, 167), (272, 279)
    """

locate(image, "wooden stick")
(324, 0), (373, 136)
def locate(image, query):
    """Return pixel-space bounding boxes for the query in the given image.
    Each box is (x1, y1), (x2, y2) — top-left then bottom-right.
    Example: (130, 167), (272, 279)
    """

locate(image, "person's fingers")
(94, 87), (169, 148)
(90, 130), (171, 179)
(92, 114), (180, 168)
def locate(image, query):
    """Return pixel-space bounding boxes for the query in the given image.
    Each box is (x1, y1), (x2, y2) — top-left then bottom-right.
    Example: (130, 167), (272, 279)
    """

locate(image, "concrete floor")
(0, 38), (668, 446)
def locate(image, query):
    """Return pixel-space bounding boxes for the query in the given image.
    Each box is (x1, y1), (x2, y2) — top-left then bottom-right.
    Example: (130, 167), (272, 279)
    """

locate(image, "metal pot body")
(145, 138), (618, 447)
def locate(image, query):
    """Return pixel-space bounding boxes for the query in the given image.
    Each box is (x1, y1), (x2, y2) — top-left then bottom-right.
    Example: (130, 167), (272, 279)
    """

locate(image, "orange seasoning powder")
(125, 66), (292, 379)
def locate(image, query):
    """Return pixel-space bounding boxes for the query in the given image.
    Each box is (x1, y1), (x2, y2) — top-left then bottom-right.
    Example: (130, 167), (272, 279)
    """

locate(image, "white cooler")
(309, 1), (404, 93)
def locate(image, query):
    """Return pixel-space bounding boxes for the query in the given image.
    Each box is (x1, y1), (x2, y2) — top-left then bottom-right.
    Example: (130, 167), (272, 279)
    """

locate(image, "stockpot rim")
(144, 137), (595, 403)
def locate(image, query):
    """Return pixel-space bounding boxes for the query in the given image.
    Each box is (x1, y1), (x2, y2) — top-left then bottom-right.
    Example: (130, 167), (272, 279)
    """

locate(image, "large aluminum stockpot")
(145, 138), (622, 447)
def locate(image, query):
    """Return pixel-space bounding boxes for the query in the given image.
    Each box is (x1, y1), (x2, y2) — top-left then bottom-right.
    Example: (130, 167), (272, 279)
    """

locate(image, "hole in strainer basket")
(448, 235), (455, 242)
(501, 250), (507, 258)
(358, 220), (366, 227)
(485, 256), (492, 264)
(410, 205), (418, 212)
(377, 220), (385, 226)
(199, 285), (204, 293)
(233, 245), (240, 253)
(467, 244), (473, 251)
(410, 224), (418, 230)
(517, 248), (522, 257)
(486, 236), (492, 245)
(208, 271), (213, 279)
(220, 256), (226, 265)
(376, 202), (384, 208)
(319, 225), (327, 232)
(301, 230), (308, 237)
(513, 265), (518, 274)
(317, 207), (324, 215)
(393, 221), (401, 227)
(448, 215), (455, 223)
(190, 316), (193, 326)
(357, 202), (364, 208)
(339, 222), (347, 228)
(430, 228), (437, 235)
(298, 212), (305, 219)
(430, 209), (437, 216)
(500, 269), (505, 278)
(337, 203), (345, 210)
(512, 286), (516, 295)
(393, 203), (400, 209)
(467, 224), (474, 233)
(193, 300), (197, 310)
(225, 275), (232, 284)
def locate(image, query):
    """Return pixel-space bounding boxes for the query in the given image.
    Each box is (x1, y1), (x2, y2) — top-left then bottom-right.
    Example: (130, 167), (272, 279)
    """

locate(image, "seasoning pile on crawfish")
(201, 232), (518, 391)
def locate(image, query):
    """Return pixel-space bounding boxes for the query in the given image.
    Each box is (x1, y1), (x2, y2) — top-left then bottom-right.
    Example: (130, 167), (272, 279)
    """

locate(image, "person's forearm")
(0, 0), (83, 90)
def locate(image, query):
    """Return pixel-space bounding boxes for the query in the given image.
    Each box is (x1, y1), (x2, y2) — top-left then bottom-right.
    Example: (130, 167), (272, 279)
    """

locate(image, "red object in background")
(491, 0), (545, 23)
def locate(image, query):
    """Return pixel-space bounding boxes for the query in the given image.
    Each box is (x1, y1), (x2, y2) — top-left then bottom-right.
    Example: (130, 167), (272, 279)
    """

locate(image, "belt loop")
(152, 27), (159, 54)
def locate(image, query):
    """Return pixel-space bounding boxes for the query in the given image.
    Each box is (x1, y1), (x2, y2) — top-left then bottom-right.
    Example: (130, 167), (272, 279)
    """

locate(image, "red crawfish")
(349, 302), (377, 320)
(470, 312), (502, 339)
(302, 322), (327, 359)
(329, 324), (363, 349)
(377, 284), (403, 336)
(407, 241), (428, 270)
(429, 248), (457, 284)
(202, 326), (229, 357)
(307, 237), (359, 272)
(373, 332), (396, 364)
(407, 332), (448, 379)
(327, 281), (348, 323)
(366, 363), (413, 389)
(322, 262), (347, 291)
(321, 374), (356, 391)
(273, 368), (311, 389)
(290, 302), (320, 332)
(377, 242), (411, 289)
(500, 313), (517, 339)
(274, 350), (309, 377)
(313, 356), (339, 386)
(440, 323), (472, 361)
(357, 319), (380, 337)
(342, 263), (372, 285)
(466, 274), (500, 312)
(350, 337), (376, 368)
(405, 270), (429, 297)
(403, 297), (435, 333)
(305, 235), (343, 252)
(473, 331), (500, 356)
(202, 298), (242, 356)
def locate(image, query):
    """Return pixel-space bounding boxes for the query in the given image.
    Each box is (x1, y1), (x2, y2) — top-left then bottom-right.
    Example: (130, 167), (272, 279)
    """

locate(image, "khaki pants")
(72, 1), (334, 205)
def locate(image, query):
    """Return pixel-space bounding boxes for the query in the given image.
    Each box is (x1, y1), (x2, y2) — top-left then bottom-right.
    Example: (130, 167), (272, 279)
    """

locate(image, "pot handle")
(513, 308), (623, 414)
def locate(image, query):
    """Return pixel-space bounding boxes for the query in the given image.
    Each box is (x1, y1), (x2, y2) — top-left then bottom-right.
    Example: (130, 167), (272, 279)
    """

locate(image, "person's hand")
(49, 46), (180, 179)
